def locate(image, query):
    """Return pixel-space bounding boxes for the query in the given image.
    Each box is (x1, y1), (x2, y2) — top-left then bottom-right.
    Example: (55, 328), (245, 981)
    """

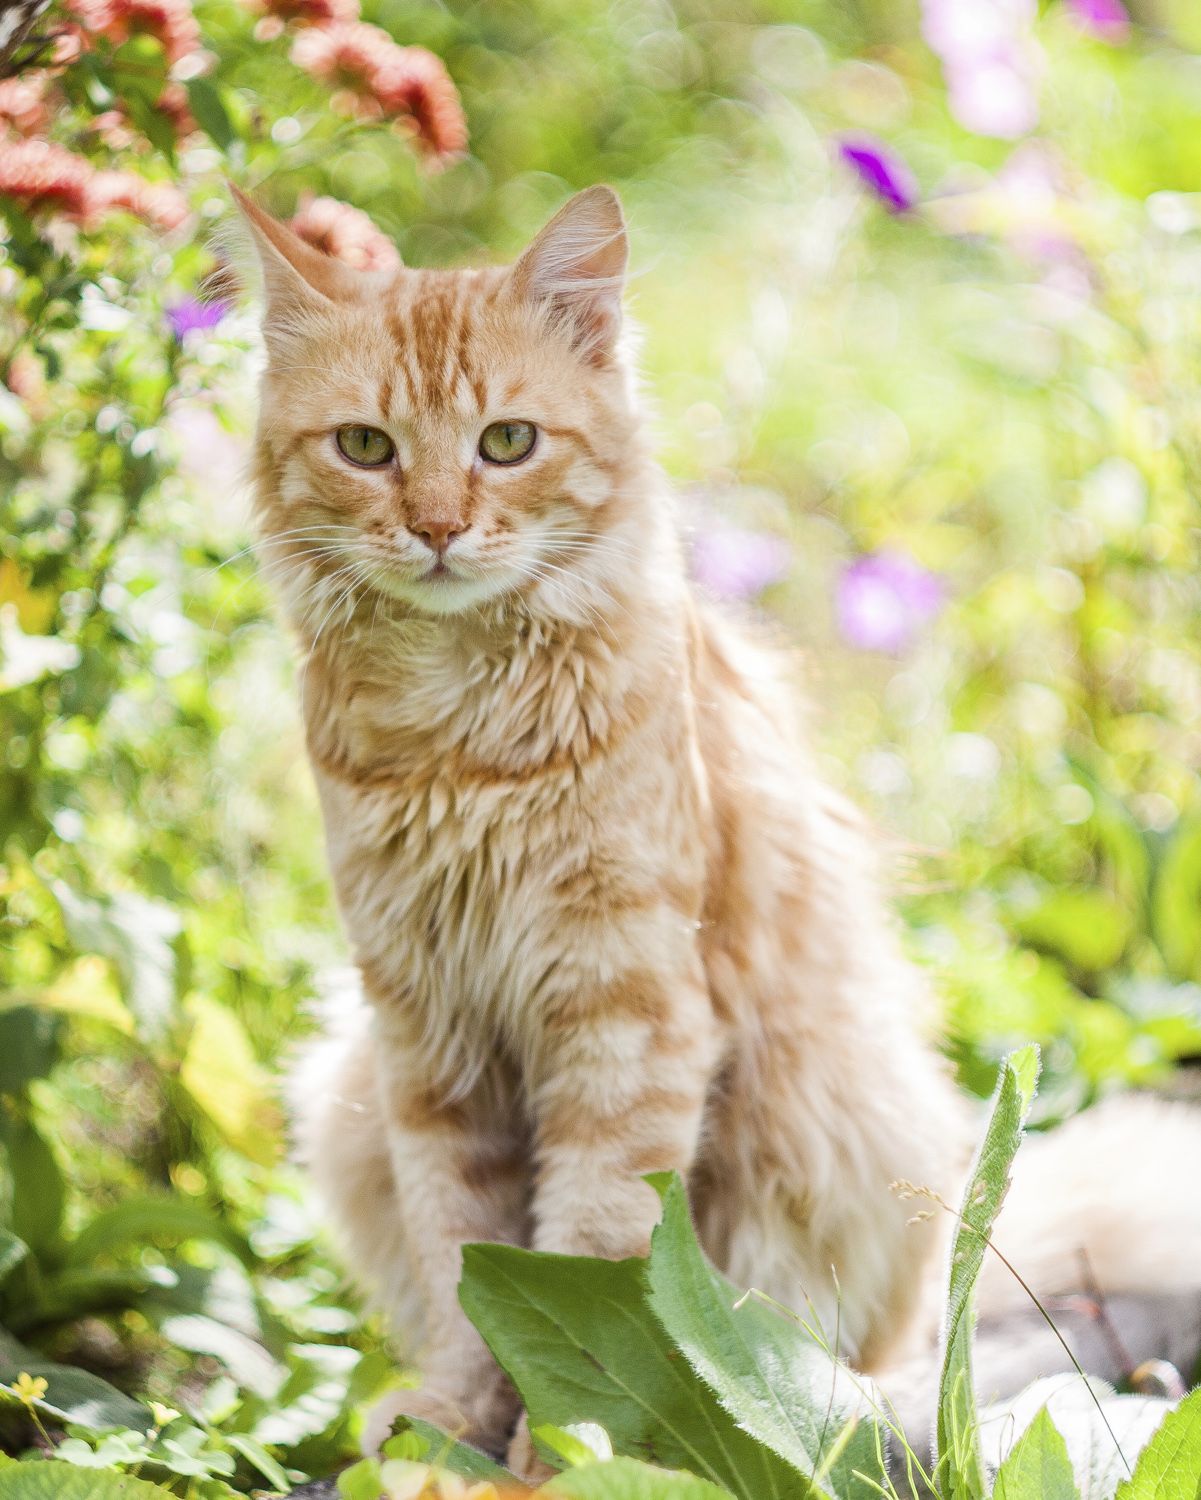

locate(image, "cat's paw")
(505, 1413), (558, 1487)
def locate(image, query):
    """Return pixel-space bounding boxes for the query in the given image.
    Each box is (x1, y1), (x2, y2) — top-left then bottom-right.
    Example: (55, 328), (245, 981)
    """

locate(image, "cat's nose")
(409, 520), (468, 554)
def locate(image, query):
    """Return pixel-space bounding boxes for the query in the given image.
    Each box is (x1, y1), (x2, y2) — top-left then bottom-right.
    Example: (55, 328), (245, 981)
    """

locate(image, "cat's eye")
(336, 425), (394, 467)
(479, 421), (537, 465)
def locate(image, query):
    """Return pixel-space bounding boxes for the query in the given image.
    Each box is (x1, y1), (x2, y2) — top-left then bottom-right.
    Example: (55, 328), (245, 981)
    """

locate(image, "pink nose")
(410, 520), (467, 554)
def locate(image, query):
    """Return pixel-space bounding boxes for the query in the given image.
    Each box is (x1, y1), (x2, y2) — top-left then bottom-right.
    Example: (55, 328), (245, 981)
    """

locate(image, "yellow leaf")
(179, 996), (281, 1166)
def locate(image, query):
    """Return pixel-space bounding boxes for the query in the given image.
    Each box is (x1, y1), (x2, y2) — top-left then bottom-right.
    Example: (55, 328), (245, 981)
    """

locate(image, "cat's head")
(237, 185), (652, 627)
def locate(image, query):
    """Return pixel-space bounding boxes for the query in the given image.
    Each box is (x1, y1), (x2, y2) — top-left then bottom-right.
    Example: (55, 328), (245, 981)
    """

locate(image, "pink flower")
(250, 0), (358, 26)
(291, 23), (466, 157)
(66, 0), (201, 65)
(691, 525), (791, 602)
(837, 136), (918, 213)
(288, 194), (401, 272)
(0, 75), (52, 136)
(0, 135), (97, 221)
(836, 551), (943, 653)
(1065, 0), (1130, 41)
(92, 170), (189, 229)
(921, 0), (1041, 139)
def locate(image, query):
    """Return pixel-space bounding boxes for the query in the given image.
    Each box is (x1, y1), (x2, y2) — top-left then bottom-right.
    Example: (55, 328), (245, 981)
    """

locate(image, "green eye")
(480, 420), (537, 465)
(336, 426), (394, 467)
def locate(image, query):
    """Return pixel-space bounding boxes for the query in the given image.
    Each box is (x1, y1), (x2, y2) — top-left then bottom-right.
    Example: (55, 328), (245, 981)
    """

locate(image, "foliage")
(3, 0), (1201, 1493)
(329, 1052), (1201, 1500)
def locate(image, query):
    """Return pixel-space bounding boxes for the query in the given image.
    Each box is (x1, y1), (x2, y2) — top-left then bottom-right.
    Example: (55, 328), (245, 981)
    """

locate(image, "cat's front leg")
(369, 1009), (528, 1456)
(528, 963), (719, 1261)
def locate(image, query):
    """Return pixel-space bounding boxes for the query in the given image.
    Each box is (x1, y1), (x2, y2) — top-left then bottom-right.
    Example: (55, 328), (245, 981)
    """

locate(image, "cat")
(233, 184), (1201, 1473)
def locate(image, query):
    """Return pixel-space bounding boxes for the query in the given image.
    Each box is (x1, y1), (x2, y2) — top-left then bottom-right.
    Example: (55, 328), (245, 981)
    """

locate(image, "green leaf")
(0, 1113), (64, 1257)
(0, 1327), (151, 1431)
(994, 1409), (1081, 1500)
(0, 1464), (170, 1498)
(391, 1415), (516, 1482)
(543, 1457), (736, 1500)
(0, 1233), (29, 1289)
(1011, 887), (1133, 974)
(178, 996), (281, 1165)
(937, 1045), (1039, 1500)
(53, 882), (182, 1042)
(0, 1010), (61, 1097)
(459, 1243), (809, 1500)
(337, 1458), (382, 1500)
(184, 78), (235, 150)
(1155, 816), (1201, 982)
(645, 1175), (884, 1499)
(223, 1432), (292, 1493)
(535, 1423), (615, 1467)
(1114, 1388), (1201, 1500)
(65, 1193), (253, 1268)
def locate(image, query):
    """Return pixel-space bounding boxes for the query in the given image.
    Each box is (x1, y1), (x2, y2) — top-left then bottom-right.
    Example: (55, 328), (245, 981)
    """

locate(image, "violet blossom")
(692, 525), (791, 602)
(837, 136), (918, 214)
(1064, 0), (1130, 42)
(836, 550), (943, 653)
(166, 296), (230, 340)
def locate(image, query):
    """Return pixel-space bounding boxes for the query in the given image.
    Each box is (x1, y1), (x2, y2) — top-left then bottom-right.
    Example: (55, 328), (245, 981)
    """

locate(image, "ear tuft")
(226, 183), (375, 334)
(509, 186), (628, 364)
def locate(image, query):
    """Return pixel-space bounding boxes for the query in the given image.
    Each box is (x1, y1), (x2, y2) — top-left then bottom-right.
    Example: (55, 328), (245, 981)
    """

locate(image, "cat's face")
(241, 187), (641, 624)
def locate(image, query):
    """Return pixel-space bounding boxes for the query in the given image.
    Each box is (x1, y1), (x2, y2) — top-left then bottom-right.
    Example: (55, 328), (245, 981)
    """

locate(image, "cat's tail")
(977, 1092), (1201, 1321)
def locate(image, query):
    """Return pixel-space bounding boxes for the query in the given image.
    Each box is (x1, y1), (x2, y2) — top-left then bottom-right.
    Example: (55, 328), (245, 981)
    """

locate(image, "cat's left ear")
(509, 185), (628, 364)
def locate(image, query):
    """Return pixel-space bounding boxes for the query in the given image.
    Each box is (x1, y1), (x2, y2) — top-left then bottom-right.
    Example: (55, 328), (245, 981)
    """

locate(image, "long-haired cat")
(234, 184), (1201, 1470)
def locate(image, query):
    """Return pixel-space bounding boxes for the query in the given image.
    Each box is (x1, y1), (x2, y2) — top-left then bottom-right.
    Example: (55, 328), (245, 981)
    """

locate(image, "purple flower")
(1065, 0), (1130, 41)
(836, 550), (943, 653)
(692, 525), (791, 602)
(166, 296), (230, 340)
(837, 137), (918, 214)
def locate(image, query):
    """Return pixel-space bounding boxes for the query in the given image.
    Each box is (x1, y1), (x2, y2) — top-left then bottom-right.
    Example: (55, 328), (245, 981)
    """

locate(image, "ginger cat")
(235, 184), (968, 1465)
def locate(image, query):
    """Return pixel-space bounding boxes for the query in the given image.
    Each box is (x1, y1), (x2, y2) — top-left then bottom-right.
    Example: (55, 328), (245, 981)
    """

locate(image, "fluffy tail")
(978, 1093), (1201, 1320)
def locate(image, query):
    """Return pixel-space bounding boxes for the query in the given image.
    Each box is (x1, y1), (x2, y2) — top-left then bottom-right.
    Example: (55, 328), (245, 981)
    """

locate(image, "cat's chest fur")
(299, 614), (700, 1060)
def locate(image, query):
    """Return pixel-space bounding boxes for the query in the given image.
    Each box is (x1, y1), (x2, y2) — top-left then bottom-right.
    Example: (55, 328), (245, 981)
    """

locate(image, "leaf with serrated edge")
(1115, 1387), (1201, 1500)
(459, 1244), (809, 1500)
(645, 1175), (884, 1500)
(542, 1456), (736, 1499)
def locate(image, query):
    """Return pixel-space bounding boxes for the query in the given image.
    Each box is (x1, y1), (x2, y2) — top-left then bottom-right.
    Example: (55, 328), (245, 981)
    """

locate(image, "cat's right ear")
(227, 184), (367, 333)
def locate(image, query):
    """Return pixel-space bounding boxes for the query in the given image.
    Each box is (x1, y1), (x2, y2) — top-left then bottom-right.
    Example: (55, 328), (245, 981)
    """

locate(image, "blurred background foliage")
(3, 0), (1201, 1487)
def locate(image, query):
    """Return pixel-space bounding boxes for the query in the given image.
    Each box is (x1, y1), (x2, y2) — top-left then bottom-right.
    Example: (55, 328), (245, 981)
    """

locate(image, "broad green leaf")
(1155, 816), (1201, 983)
(0, 1327), (151, 1431)
(1115, 1388), (1201, 1500)
(184, 78), (235, 150)
(0, 1009), (60, 1096)
(543, 1457), (736, 1500)
(221, 1428), (292, 1488)
(53, 882), (182, 1041)
(179, 995), (281, 1165)
(338, 1458), (382, 1500)
(645, 1175), (884, 1500)
(391, 1415), (516, 1482)
(65, 1193), (253, 1268)
(1011, 887), (1132, 974)
(937, 1045), (1039, 1500)
(536, 1423), (616, 1467)
(0, 1114), (64, 1257)
(460, 1243), (810, 1500)
(994, 1409), (1080, 1500)
(0, 1464), (170, 1498)
(0, 1233), (28, 1289)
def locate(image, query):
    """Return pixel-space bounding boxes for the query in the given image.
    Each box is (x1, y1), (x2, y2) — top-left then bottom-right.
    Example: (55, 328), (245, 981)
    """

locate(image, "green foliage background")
(4, 0), (1201, 1490)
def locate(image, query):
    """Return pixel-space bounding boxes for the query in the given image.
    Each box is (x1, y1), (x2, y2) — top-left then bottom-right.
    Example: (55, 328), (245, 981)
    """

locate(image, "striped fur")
(240, 187), (967, 1463)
